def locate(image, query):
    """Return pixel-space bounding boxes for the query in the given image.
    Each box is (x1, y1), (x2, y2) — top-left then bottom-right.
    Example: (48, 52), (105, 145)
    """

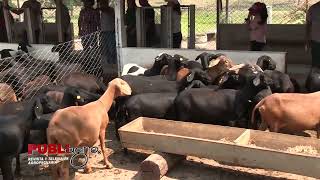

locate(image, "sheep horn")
(201, 56), (209, 70)
(253, 64), (264, 72)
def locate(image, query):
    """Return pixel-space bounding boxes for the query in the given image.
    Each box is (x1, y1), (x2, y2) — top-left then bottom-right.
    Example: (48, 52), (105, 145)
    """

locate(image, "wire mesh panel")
(180, 6), (190, 49)
(0, 31), (117, 102)
(219, 0), (319, 24)
(42, 8), (56, 23)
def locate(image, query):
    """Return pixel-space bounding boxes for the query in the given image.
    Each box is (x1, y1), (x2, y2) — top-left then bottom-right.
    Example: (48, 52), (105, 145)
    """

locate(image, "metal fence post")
(267, 5), (273, 24)
(188, 5), (195, 49)
(225, 0), (229, 23)
(56, 0), (64, 43)
(136, 7), (146, 47)
(160, 6), (172, 48)
(115, 0), (126, 76)
(3, 7), (13, 43)
(25, 8), (35, 44)
(216, 0), (222, 50)
(160, 5), (166, 48)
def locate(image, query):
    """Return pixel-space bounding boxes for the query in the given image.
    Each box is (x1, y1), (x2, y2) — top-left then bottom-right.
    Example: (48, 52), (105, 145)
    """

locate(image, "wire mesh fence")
(42, 8), (56, 23)
(0, 31), (117, 103)
(180, 6), (190, 46)
(219, 0), (319, 24)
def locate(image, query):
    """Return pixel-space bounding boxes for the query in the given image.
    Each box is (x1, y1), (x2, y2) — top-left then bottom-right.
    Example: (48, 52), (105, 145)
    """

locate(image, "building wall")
(218, 24), (311, 65)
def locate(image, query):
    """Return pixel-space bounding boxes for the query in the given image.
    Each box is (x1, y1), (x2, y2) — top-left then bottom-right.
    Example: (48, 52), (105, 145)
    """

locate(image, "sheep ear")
(208, 59), (220, 68)
(34, 98), (43, 120)
(253, 76), (261, 87)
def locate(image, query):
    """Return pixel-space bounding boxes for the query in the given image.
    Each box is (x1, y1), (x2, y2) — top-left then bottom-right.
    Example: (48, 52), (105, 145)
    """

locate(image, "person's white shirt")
(307, 2), (320, 42)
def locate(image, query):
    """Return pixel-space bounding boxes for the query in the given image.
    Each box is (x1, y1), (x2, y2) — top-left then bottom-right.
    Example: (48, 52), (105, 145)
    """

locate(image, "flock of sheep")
(0, 48), (319, 180)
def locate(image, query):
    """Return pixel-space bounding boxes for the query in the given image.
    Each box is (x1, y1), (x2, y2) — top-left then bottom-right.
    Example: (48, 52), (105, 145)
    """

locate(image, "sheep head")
(256, 55), (277, 71)
(209, 55), (234, 69)
(0, 83), (17, 103)
(109, 78), (132, 97)
(207, 56), (234, 83)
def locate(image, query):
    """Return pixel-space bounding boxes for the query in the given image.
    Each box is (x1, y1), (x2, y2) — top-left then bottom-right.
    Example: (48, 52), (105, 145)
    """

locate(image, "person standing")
(139, 0), (155, 47)
(166, 0), (182, 48)
(125, 0), (137, 47)
(6, 0), (42, 44)
(245, 2), (268, 51)
(306, 1), (320, 67)
(78, 0), (100, 50)
(99, 0), (116, 65)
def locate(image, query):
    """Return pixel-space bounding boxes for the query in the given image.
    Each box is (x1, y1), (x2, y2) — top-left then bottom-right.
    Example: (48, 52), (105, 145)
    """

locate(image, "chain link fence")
(0, 31), (117, 103)
(219, 0), (319, 24)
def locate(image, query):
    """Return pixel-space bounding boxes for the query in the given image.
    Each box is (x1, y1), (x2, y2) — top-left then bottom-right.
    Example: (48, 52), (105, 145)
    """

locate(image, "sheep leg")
(54, 160), (69, 180)
(15, 154), (21, 176)
(99, 130), (113, 169)
(84, 148), (93, 173)
(0, 157), (14, 180)
(269, 122), (280, 133)
(317, 124), (320, 139)
(258, 120), (268, 131)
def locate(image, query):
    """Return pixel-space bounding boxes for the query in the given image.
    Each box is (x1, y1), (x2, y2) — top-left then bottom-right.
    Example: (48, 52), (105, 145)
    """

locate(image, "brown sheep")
(176, 68), (191, 82)
(22, 75), (51, 99)
(0, 83), (17, 103)
(207, 55), (234, 83)
(251, 92), (320, 138)
(47, 78), (132, 179)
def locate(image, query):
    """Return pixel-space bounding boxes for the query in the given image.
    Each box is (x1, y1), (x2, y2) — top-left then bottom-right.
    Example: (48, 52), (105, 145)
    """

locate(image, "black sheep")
(120, 75), (180, 95)
(175, 72), (272, 128)
(263, 70), (295, 93)
(0, 96), (43, 179)
(305, 67), (320, 93)
(256, 55), (277, 71)
(115, 93), (178, 139)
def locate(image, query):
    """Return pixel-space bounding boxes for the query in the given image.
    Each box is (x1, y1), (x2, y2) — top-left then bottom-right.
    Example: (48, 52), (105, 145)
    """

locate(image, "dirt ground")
(1, 121), (318, 180)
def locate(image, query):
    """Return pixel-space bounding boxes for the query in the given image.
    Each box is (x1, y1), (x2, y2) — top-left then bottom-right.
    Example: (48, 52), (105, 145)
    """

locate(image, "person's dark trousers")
(0, 27), (8, 42)
(250, 41), (266, 51)
(173, 32), (182, 48)
(311, 41), (320, 67)
(146, 29), (154, 47)
(100, 31), (117, 64)
(23, 29), (40, 44)
(127, 29), (137, 47)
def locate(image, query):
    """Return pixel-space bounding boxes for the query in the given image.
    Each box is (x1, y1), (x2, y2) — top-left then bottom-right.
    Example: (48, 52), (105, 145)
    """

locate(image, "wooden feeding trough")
(118, 117), (320, 179)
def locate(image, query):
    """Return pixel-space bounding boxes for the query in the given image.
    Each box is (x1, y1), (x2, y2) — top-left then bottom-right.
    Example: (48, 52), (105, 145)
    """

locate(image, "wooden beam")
(140, 152), (185, 180)
(119, 117), (320, 179)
